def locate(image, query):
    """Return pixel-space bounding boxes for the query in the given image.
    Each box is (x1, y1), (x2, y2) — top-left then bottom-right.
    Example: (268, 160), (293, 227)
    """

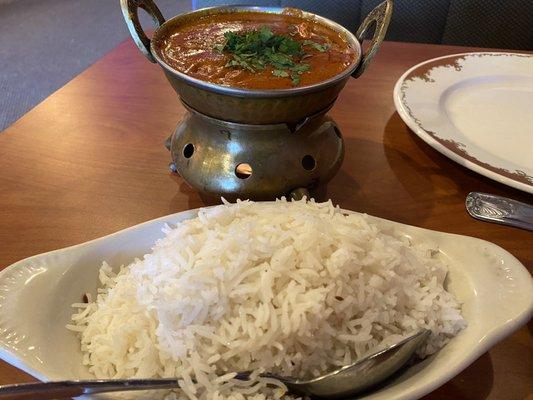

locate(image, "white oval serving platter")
(0, 206), (532, 400)
(393, 52), (533, 194)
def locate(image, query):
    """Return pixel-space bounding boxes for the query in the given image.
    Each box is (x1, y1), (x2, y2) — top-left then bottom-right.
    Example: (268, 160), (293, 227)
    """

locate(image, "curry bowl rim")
(149, 5), (363, 98)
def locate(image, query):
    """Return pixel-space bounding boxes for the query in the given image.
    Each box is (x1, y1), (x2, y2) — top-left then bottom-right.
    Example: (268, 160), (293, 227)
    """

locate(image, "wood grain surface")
(0, 39), (531, 399)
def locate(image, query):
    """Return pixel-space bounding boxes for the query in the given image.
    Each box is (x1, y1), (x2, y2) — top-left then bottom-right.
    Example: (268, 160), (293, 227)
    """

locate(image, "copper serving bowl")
(121, 0), (392, 124)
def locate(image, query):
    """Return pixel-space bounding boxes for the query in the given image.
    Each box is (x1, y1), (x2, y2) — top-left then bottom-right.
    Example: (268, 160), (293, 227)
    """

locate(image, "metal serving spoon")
(0, 330), (429, 400)
(466, 192), (533, 231)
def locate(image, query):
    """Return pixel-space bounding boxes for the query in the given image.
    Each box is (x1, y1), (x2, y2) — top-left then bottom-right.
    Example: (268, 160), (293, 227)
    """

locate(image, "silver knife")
(466, 192), (533, 231)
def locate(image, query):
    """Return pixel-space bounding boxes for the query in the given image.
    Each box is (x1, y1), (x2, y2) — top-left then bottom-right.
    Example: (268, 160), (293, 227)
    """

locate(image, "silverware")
(0, 330), (429, 400)
(466, 192), (533, 231)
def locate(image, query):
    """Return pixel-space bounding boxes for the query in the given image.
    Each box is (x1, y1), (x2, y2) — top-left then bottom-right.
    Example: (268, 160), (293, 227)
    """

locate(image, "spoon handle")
(466, 192), (533, 231)
(0, 379), (182, 400)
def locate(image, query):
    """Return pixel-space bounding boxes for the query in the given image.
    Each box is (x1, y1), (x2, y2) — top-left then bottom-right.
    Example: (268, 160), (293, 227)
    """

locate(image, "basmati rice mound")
(69, 199), (466, 400)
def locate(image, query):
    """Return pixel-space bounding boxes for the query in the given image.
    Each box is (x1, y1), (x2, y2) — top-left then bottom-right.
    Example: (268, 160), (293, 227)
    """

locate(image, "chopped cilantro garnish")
(214, 26), (329, 86)
(272, 69), (289, 77)
(302, 39), (330, 52)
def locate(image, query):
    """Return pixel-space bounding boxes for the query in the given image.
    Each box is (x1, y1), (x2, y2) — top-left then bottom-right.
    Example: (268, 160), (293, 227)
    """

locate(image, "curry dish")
(155, 11), (357, 90)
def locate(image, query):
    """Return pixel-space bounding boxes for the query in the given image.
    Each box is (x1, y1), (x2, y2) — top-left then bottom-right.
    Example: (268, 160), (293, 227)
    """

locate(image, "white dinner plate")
(393, 52), (533, 194)
(0, 206), (532, 400)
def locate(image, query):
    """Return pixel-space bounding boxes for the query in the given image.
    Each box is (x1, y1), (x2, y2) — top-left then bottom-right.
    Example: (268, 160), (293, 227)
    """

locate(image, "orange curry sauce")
(156, 11), (357, 89)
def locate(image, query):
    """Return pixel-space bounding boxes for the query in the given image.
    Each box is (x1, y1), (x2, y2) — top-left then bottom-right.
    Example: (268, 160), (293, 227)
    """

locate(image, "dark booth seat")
(193, 0), (533, 50)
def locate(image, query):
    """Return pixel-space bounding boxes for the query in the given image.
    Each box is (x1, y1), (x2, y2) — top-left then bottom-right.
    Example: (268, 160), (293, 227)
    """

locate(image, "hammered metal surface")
(169, 107), (344, 200)
(164, 71), (349, 124)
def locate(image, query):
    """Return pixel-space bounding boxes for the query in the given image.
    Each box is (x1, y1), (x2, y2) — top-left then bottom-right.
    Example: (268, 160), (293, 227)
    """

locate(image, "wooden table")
(0, 40), (531, 398)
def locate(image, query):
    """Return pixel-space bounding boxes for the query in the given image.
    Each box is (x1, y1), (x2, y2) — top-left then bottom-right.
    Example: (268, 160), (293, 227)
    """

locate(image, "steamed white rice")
(68, 199), (466, 399)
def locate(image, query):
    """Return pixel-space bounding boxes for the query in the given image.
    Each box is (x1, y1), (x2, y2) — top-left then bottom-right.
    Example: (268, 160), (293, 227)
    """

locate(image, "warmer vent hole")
(301, 155), (316, 171)
(235, 163), (253, 179)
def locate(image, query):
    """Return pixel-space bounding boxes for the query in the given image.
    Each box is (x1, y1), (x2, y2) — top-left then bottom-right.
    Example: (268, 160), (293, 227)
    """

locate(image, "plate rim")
(393, 51), (533, 194)
(0, 205), (531, 400)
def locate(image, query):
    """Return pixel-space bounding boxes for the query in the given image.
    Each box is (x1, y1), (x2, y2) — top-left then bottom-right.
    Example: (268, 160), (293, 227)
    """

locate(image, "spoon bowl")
(276, 329), (430, 398)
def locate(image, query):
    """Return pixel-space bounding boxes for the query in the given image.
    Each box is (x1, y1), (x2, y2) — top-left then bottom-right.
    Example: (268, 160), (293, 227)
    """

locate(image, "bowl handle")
(120, 0), (166, 63)
(352, 0), (393, 78)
